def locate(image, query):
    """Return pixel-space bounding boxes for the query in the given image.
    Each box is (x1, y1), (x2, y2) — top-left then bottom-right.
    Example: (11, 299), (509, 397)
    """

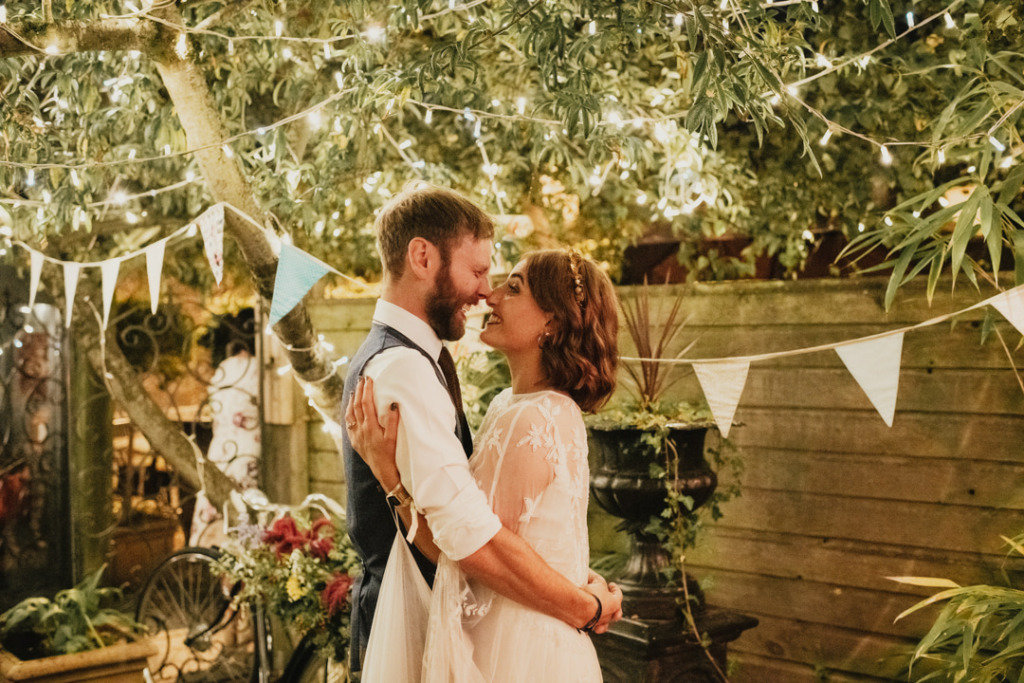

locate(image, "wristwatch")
(385, 481), (412, 508)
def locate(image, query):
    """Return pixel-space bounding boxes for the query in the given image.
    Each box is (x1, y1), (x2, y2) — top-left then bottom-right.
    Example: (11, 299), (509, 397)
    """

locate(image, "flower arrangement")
(214, 513), (361, 663)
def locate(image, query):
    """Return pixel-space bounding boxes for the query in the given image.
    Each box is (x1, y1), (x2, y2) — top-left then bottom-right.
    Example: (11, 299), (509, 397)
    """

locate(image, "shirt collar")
(372, 299), (444, 361)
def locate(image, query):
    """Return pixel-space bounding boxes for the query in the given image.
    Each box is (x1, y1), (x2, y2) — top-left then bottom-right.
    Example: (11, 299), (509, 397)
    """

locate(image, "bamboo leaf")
(888, 576), (962, 589)
(950, 188), (982, 277)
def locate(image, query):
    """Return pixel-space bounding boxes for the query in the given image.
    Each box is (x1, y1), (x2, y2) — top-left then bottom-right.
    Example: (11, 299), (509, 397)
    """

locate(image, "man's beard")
(426, 264), (467, 341)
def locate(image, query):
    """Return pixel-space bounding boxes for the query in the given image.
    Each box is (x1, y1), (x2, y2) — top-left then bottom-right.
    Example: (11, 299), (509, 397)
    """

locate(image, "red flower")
(321, 572), (354, 617)
(262, 516), (307, 558)
(307, 518), (335, 561)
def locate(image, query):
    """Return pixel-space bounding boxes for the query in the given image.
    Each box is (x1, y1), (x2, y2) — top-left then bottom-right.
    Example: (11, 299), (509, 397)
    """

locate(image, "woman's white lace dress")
(362, 388), (601, 682)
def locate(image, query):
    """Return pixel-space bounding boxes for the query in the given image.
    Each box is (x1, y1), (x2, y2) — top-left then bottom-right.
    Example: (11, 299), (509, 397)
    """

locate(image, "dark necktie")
(437, 346), (465, 420)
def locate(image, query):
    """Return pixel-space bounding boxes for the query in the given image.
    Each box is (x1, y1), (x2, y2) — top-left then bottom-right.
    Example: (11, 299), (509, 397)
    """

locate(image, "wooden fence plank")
(705, 569), (932, 639)
(727, 408), (1024, 461)
(726, 614), (915, 681)
(688, 528), (1018, 596)
(714, 489), (1019, 555)
(728, 448), (1024, 508)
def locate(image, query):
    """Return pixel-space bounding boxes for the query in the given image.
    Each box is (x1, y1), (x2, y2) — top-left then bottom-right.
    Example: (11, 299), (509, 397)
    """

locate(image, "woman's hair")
(523, 250), (619, 412)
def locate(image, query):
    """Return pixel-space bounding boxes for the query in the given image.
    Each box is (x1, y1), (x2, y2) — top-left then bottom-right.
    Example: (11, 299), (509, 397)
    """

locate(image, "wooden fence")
(302, 276), (1024, 681)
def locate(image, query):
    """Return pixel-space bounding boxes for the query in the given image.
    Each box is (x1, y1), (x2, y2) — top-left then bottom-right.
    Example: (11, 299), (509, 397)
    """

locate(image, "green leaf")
(999, 166), (1024, 206)
(950, 188), (983, 278)
(885, 245), (917, 310)
(887, 576), (962, 589)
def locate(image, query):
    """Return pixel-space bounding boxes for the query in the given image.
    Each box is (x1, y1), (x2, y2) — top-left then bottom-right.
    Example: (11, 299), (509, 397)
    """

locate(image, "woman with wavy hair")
(347, 248), (619, 681)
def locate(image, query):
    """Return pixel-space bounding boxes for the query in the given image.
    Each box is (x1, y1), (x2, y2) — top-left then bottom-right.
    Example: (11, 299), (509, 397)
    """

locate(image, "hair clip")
(567, 250), (586, 308)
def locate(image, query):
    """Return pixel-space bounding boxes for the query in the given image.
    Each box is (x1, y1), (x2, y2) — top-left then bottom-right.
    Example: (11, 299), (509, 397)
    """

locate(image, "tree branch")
(147, 3), (346, 437)
(0, 18), (159, 58)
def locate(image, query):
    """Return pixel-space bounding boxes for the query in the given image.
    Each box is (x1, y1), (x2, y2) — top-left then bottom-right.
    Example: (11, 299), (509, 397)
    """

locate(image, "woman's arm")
(346, 377), (440, 563)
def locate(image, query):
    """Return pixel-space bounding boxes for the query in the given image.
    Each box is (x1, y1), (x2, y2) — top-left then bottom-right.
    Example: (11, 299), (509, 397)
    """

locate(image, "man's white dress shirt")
(362, 300), (502, 560)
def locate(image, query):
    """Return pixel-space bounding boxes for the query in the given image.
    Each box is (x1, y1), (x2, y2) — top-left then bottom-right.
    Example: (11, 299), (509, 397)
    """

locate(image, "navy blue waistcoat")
(342, 322), (472, 671)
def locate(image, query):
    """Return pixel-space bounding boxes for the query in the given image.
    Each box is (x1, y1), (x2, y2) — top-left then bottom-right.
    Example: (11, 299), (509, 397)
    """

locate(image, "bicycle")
(135, 491), (347, 682)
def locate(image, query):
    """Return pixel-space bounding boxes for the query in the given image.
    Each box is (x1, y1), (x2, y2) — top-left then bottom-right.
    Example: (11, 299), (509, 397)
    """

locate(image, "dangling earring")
(538, 331), (552, 348)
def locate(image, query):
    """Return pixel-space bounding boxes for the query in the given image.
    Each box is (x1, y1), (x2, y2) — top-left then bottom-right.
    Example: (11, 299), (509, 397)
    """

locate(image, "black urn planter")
(588, 423), (758, 681)
(589, 422), (716, 621)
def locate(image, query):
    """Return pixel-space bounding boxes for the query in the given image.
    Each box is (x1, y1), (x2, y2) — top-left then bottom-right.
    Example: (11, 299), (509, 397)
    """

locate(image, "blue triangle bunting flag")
(269, 243), (333, 325)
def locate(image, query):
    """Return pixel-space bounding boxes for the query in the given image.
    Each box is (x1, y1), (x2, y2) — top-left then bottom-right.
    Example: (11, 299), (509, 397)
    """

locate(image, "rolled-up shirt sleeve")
(363, 348), (502, 560)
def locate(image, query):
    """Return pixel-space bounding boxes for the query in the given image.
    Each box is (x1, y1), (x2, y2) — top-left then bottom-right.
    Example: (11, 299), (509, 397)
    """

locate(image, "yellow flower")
(286, 573), (306, 601)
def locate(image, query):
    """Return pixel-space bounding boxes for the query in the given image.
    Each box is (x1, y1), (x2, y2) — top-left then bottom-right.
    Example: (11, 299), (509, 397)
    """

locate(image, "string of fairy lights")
(0, 0), (1018, 240)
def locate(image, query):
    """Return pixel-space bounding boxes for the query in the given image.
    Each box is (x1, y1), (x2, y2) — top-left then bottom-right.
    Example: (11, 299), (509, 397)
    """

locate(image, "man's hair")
(375, 184), (494, 278)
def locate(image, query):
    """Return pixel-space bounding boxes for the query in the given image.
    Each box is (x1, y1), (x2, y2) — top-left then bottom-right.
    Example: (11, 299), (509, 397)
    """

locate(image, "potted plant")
(586, 280), (740, 619)
(0, 566), (155, 682)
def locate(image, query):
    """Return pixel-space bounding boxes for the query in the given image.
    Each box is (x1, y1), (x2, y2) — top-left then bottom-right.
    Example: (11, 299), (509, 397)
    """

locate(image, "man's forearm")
(458, 527), (596, 629)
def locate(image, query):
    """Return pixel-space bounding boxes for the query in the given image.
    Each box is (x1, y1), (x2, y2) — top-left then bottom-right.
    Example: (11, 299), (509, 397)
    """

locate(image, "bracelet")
(580, 593), (603, 633)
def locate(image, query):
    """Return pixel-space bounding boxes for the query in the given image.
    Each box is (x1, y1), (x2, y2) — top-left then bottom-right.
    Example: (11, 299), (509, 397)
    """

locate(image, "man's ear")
(406, 237), (441, 281)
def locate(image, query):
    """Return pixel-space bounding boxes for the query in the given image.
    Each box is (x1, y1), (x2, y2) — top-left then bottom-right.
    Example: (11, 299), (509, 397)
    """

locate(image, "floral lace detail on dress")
(469, 389), (591, 584)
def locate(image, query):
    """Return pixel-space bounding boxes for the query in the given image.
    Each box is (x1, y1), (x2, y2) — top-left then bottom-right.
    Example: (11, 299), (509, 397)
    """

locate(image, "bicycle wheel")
(278, 632), (331, 683)
(135, 547), (256, 682)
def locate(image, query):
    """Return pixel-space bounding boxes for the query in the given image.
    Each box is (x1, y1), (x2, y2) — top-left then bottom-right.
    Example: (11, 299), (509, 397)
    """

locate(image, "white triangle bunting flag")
(28, 250), (44, 309)
(100, 259), (121, 330)
(63, 262), (81, 328)
(146, 239), (166, 314)
(693, 360), (750, 438)
(198, 204), (225, 284)
(988, 286), (1024, 336)
(835, 332), (904, 427)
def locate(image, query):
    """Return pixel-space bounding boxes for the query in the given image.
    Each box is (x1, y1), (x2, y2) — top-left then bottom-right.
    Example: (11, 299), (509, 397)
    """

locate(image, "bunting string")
(619, 286), (1024, 366)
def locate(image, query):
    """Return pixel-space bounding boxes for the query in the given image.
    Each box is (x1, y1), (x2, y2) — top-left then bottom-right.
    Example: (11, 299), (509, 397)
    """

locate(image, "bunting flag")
(28, 250), (43, 309)
(692, 360), (750, 438)
(835, 332), (905, 427)
(269, 243), (333, 325)
(198, 204), (225, 284)
(63, 262), (81, 328)
(100, 259), (121, 330)
(145, 240), (166, 315)
(989, 287), (1024, 336)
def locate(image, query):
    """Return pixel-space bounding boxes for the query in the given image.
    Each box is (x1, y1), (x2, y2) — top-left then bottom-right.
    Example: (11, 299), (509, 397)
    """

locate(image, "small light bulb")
(879, 145), (892, 166)
(819, 128), (833, 146)
(276, 364), (292, 376)
(937, 149), (946, 164)
(905, 11), (915, 28)
(334, 71), (344, 89)
(44, 41), (59, 55)
(0, 6), (7, 23)
(227, 39), (234, 55)
(673, 13), (684, 27)
(174, 33), (188, 59)
(944, 12), (955, 29)
(424, 109), (433, 124)
(25, 168), (35, 186)
(274, 20), (283, 37)
(516, 97), (527, 115)
(222, 144), (234, 158)
(802, 229), (814, 241)
(365, 24), (385, 44)
(989, 136), (1007, 153)
(857, 222), (866, 233)
(588, 21), (596, 35)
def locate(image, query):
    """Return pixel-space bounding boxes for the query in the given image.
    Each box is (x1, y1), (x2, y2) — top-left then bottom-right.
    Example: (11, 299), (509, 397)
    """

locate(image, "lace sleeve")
(477, 400), (562, 534)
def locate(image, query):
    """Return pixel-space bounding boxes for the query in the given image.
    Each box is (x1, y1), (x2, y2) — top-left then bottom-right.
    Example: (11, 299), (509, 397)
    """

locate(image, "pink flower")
(321, 573), (354, 617)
